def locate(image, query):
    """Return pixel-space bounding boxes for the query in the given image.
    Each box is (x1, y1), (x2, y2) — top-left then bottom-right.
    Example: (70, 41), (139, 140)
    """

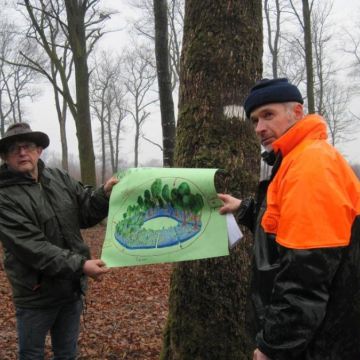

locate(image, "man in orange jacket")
(219, 78), (360, 360)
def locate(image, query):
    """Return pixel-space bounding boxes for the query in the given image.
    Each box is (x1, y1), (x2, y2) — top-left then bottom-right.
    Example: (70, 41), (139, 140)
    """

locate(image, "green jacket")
(0, 160), (109, 308)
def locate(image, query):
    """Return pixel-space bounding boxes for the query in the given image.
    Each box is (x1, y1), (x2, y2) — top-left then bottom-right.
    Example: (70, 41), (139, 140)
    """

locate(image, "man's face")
(3, 141), (42, 179)
(249, 103), (299, 151)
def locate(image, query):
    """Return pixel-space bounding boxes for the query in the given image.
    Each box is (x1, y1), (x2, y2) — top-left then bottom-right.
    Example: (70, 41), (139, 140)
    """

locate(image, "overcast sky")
(20, 0), (360, 166)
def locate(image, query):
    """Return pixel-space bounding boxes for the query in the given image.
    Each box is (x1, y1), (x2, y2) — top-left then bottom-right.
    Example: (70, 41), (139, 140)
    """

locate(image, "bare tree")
(322, 82), (358, 146)
(289, 0), (315, 113)
(64, 0), (103, 185)
(153, 0), (175, 167)
(19, 0), (74, 170)
(90, 52), (127, 181)
(131, 0), (184, 89)
(122, 45), (157, 167)
(263, 0), (287, 180)
(0, 20), (39, 135)
(22, 0), (74, 170)
(345, 32), (360, 76)
(129, 0), (183, 166)
(263, 1), (306, 88)
(301, 0), (315, 113)
(276, 38), (306, 85)
(166, 0), (183, 87)
(307, 1), (357, 146)
(109, 87), (128, 174)
(343, 18), (360, 89)
(90, 55), (113, 182)
(311, 1), (334, 115)
(20, 0), (113, 184)
(264, 0), (282, 78)
(266, 0), (357, 146)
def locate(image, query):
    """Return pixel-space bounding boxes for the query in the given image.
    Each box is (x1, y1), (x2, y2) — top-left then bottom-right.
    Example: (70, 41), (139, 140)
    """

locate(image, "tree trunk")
(59, 103), (69, 171)
(134, 120), (140, 168)
(161, 1), (262, 359)
(302, 0), (315, 113)
(65, 1), (96, 185)
(100, 117), (106, 183)
(53, 78), (69, 171)
(264, 0), (281, 79)
(153, 0), (176, 167)
(115, 119), (121, 172)
(107, 111), (116, 173)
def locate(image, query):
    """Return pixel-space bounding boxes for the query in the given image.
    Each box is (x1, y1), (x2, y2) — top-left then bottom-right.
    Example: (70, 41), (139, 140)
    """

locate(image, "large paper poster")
(101, 168), (229, 267)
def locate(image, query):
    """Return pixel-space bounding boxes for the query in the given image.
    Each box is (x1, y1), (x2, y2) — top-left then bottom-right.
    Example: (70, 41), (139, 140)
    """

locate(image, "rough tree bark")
(161, 1), (262, 359)
(153, 0), (176, 167)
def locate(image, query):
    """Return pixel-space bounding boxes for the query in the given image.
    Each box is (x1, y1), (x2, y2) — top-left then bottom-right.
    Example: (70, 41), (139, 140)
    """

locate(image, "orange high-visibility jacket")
(263, 114), (360, 249)
(239, 114), (360, 360)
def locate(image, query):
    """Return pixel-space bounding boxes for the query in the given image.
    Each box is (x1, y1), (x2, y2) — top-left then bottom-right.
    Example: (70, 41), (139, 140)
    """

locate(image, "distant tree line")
(0, 0), (359, 183)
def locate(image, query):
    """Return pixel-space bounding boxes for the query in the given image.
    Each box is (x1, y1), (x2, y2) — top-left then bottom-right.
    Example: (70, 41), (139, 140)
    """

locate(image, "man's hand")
(103, 176), (119, 198)
(217, 193), (242, 214)
(83, 259), (109, 281)
(253, 348), (271, 360)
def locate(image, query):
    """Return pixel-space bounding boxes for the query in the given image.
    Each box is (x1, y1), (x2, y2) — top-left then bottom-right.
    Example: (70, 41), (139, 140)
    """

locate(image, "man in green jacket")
(0, 122), (118, 360)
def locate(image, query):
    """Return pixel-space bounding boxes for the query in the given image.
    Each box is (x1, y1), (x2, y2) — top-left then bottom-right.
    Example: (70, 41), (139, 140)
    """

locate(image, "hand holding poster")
(101, 167), (235, 267)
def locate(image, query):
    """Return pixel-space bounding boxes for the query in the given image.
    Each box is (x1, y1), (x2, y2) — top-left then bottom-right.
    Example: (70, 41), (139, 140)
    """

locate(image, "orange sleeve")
(262, 142), (359, 249)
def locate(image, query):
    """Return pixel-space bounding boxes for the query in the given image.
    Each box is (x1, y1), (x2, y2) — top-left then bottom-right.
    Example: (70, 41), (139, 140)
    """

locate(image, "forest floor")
(0, 225), (172, 359)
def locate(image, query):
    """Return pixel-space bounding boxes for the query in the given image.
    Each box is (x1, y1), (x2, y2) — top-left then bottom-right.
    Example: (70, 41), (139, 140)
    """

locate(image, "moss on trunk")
(161, 1), (263, 359)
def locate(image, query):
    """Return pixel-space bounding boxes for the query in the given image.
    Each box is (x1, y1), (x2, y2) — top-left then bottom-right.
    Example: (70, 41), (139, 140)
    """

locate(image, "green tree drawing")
(151, 178), (163, 207)
(162, 184), (171, 205)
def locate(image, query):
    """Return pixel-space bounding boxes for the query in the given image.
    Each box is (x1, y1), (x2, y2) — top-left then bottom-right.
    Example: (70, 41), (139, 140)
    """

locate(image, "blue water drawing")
(114, 179), (205, 250)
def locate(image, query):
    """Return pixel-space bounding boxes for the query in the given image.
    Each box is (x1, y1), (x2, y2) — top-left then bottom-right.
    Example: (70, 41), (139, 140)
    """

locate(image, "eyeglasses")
(7, 142), (38, 155)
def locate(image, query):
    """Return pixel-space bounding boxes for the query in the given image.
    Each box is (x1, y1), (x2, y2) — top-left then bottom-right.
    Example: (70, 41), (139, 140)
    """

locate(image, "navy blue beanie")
(244, 78), (303, 118)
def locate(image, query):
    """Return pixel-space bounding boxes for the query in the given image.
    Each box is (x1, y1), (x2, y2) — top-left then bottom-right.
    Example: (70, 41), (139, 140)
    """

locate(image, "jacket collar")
(271, 114), (328, 157)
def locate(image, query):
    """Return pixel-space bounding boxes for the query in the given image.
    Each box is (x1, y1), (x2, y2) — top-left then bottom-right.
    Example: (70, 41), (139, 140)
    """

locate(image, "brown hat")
(0, 122), (50, 153)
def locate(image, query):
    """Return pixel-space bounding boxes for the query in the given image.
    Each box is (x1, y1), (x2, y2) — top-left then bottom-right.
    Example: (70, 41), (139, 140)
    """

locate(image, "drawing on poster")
(114, 178), (205, 250)
(101, 168), (229, 267)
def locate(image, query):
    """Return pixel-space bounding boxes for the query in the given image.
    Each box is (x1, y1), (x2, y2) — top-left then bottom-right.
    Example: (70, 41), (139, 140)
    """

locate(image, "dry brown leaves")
(0, 225), (172, 359)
